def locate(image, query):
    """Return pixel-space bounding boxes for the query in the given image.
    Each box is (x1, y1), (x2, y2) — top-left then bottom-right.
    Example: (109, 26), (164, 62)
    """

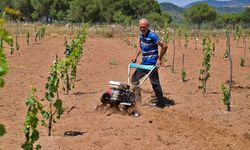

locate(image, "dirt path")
(0, 34), (250, 150)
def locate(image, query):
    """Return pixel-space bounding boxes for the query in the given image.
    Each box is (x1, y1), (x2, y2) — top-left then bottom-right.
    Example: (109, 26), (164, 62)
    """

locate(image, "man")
(131, 18), (168, 108)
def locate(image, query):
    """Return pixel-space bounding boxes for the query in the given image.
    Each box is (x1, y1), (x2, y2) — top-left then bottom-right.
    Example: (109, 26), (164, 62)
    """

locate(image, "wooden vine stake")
(172, 27), (176, 73)
(221, 28), (233, 111)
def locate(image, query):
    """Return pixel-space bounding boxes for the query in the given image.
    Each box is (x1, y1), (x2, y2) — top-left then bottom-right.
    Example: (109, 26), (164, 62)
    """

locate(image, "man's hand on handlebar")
(156, 59), (162, 67)
(131, 57), (137, 63)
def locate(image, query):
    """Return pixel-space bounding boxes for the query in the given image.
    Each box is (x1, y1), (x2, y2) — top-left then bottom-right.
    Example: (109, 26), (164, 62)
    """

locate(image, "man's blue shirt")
(140, 30), (160, 65)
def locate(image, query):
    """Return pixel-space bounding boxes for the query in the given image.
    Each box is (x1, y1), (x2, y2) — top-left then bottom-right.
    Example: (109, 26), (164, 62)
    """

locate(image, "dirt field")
(0, 32), (250, 150)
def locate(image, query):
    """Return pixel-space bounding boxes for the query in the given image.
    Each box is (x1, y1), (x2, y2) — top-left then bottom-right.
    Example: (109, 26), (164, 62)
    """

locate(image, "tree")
(50, 0), (71, 21)
(69, 0), (162, 23)
(146, 12), (172, 30)
(242, 7), (250, 23)
(0, 0), (14, 9)
(113, 11), (124, 24)
(0, 0), (163, 23)
(31, 0), (54, 22)
(221, 13), (241, 29)
(69, 0), (103, 23)
(128, 0), (161, 19)
(13, 0), (34, 21)
(2, 7), (21, 21)
(162, 12), (172, 24)
(184, 3), (217, 29)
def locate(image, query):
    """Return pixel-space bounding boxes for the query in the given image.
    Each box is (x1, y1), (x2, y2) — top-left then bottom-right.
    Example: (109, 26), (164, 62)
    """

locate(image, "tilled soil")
(0, 33), (250, 150)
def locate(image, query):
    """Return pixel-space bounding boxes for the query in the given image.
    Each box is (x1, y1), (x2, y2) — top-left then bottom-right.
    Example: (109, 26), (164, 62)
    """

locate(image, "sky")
(157, 0), (231, 7)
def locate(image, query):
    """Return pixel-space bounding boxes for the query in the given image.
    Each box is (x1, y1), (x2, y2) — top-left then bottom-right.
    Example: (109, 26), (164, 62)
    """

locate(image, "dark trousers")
(131, 68), (164, 102)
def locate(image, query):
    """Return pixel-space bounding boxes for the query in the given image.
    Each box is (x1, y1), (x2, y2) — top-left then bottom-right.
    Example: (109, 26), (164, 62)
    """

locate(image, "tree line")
(183, 3), (250, 29)
(2, 1), (250, 29)
(0, 0), (171, 25)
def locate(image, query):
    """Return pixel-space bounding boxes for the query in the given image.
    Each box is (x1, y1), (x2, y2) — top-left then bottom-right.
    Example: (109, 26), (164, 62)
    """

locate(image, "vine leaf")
(54, 99), (64, 119)
(0, 124), (6, 136)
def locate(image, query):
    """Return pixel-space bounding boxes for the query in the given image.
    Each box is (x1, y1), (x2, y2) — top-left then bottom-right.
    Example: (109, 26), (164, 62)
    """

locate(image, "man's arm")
(131, 41), (142, 63)
(157, 40), (168, 66)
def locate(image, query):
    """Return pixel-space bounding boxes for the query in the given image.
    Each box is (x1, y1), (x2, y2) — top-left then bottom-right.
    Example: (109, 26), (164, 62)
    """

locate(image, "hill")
(160, 0), (247, 21)
(186, 0), (250, 8)
(215, 6), (244, 14)
(160, 2), (185, 21)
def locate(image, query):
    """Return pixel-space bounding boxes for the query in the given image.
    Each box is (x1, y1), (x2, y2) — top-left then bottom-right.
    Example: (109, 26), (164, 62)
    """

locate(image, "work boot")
(155, 97), (175, 108)
(155, 101), (169, 108)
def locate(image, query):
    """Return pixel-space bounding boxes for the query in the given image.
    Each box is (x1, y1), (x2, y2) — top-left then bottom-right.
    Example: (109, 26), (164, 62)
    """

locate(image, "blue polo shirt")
(140, 30), (160, 65)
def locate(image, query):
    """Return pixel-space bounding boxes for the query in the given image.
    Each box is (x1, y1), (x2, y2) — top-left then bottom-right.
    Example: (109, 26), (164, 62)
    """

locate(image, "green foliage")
(40, 26), (46, 39)
(64, 36), (69, 56)
(224, 49), (229, 60)
(164, 23), (169, 44)
(0, 0), (14, 9)
(221, 13), (241, 27)
(35, 31), (38, 42)
(69, 0), (161, 23)
(0, 16), (13, 87)
(146, 12), (172, 29)
(26, 31), (30, 46)
(35, 26), (46, 42)
(22, 87), (45, 150)
(0, 27), (14, 55)
(113, 11), (132, 25)
(62, 23), (87, 91)
(224, 29), (230, 60)
(235, 25), (241, 47)
(221, 84), (231, 111)
(44, 24), (87, 136)
(160, 2), (184, 21)
(31, 12), (39, 21)
(240, 57), (245, 67)
(0, 46), (8, 87)
(1, 0), (163, 23)
(0, 7), (16, 139)
(235, 25), (242, 38)
(0, 124), (6, 136)
(45, 57), (63, 136)
(0, 29), (13, 46)
(31, 0), (53, 22)
(16, 34), (20, 51)
(184, 30), (189, 49)
(181, 68), (186, 82)
(184, 3), (217, 29)
(45, 59), (60, 102)
(58, 59), (72, 93)
(162, 23), (169, 64)
(177, 28), (182, 47)
(61, 23), (87, 92)
(243, 33), (247, 65)
(199, 35), (214, 94)
(50, 0), (71, 21)
(13, 0), (34, 21)
(3, 7), (21, 20)
(242, 7), (250, 23)
(69, 0), (103, 23)
(222, 28), (233, 112)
